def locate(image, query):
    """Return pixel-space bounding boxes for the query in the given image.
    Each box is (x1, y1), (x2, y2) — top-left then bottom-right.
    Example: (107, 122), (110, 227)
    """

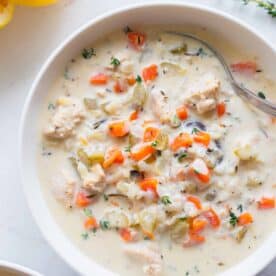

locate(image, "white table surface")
(0, 0), (275, 275)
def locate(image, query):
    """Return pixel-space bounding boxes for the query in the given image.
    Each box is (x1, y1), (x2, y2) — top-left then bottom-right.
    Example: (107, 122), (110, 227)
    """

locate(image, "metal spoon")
(166, 31), (276, 117)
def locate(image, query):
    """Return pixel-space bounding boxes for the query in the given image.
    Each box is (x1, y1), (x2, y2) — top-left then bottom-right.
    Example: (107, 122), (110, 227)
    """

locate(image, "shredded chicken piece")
(150, 89), (172, 124)
(82, 163), (106, 193)
(184, 73), (220, 114)
(124, 243), (162, 276)
(52, 171), (76, 208)
(44, 98), (85, 139)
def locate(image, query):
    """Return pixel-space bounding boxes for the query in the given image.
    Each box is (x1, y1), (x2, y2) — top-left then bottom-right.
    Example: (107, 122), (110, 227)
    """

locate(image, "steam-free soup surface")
(38, 26), (276, 276)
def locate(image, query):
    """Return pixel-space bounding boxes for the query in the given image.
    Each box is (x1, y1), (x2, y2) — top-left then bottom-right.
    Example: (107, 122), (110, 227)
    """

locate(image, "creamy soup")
(37, 26), (276, 276)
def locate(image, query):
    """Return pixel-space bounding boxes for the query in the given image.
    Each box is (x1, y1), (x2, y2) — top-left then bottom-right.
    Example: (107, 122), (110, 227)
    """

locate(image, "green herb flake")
(100, 220), (110, 230)
(124, 145), (131, 152)
(193, 169), (200, 175)
(257, 91), (266, 100)
(103, 194), (109, 201)
(81, 232), (89, 240)
(177, 151), (187, 162)
(83, 208), (93, 217)
(229, 211), (238, 227)
(151, 141), (158, 147)
(197, 47), (207, 57)
(192, 127), (200, 134)
(111, 57), (121, 67)
(123, 25), (133, 33)
(136, 75), (142, 83)
(47, 103), (55, 110)
(161, 195), (172, 205)
(82, 48), (96, 59)
(237, 204), (243, 213)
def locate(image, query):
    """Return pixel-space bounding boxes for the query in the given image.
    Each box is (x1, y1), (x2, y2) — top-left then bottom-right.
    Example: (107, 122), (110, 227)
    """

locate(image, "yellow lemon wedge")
(10, 0), (57, 6)
(0, 0), (14, 29)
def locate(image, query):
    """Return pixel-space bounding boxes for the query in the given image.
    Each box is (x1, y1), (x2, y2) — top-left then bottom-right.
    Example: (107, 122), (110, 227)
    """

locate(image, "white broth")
(37, 26), (276, 276)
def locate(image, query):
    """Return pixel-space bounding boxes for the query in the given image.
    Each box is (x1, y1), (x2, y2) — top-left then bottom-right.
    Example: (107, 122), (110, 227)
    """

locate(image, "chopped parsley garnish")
(237, 204), (243, 213)
(83, 208), (93, 217)
(100, 220), (110, 230)
(124, 145), (131, 152)
(123, 25), (133, 33)
(82, 48), (96, 59)
(110, 56), (121, 67)
(47, 103), (55, 110)
(151, 141), (158, 147)
(229, 211), (238, 227)
(192, 127), (200, 134)
(161, 196), (172, 205)
(81, 232), (89, 240)
(197, 47), (207, 57)
(136, 75), (142, 83)
(193, 169), (200, 175)
(257, 91), (266, 99)
(171, 115), (181, 128)
(177, 151), (187, 162)
(103, 194), (109, 201)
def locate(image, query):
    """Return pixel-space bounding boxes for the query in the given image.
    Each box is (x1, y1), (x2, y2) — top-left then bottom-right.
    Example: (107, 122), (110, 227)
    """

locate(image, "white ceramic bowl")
(19, 2), (276, 276)
(0, 260), (41, 276)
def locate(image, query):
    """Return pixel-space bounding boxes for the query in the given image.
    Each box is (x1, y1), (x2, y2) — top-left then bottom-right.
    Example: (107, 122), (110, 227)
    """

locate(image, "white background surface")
(0, 0), (275, 275)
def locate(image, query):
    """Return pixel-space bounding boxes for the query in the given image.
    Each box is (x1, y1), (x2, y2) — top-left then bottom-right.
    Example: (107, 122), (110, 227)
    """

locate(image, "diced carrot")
(142, 64), (158, 82)
(126, 75), (136, 86)
(190, 159), (210, 183)
(238, 212), (253, 226)
(170, 133), (193, 152)
(130, 145), (155, 161)
(217, 102), (226, 117)
(143, 127), (160, 142)
(127, 31), (146, 50)
(75, 192), (91, 208)
(119, 228), (134, 242)
(108, 121), (129, 137)
(190, 218), (207, 234)
(84, 217), (98, 230)
(187, 195), (202, 210)
(142, 229), (155, 240)
(230, 61), (257, 73)
(183, 233), (205, 247)
(113, 80), (127, 93)
(272, 117), (276, 124)
(139, 178), (158, 195)
(176, 106), (188, 120)
(193, 131), (211, 147)
(257, 197), (275, 209)
(202, 208), (220, 228)
(90, 73), (108, 85)
(103, 147), (124, 169)
(129, 110), (139, 121)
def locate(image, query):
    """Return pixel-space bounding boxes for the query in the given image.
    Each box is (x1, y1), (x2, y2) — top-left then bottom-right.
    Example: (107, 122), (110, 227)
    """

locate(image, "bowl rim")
(0, 260), (42, 276)
(19, 2), (276, 276)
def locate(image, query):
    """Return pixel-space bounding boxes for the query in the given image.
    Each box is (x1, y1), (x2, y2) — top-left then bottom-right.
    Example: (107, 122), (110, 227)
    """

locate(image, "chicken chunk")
(150, 89), (172, 124)
(52, 171), (76, 208)
(124, 243), (162, 276)
(184, 73), (220, 114)
(82, 163), (106, 193)
(44, 98), (85, 139)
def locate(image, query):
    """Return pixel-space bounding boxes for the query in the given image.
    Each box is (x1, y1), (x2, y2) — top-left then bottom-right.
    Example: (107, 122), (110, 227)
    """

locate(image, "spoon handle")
(166, 31), (276, 117)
